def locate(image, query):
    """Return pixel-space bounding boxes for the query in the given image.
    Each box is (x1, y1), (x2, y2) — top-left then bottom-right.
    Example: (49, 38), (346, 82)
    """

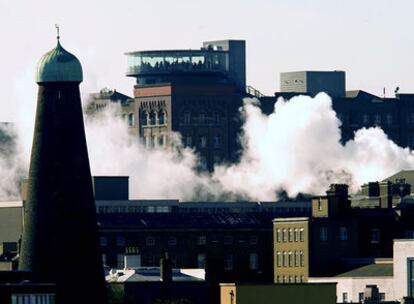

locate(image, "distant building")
(309, 239), (414, 303)
(86, 40), (258, 170)
(280, 71), (346, 98)
(219, 282), (336, 304)
(267, 71), (414, 148)
(273, 183), (414, 284)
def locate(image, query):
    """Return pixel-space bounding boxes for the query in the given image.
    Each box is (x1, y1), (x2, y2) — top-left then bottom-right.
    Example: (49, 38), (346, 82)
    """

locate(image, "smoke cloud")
(0, 123), (27, 200)
(84, 93), (414, 201)
(2, 91), (414, 201)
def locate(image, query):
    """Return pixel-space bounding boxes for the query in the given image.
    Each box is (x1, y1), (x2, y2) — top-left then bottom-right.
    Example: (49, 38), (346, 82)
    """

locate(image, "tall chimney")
(18, 34), (107, 304)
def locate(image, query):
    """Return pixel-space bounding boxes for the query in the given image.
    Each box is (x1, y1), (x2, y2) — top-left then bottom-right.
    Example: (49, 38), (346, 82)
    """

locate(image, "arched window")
(150, 111), (157, 125)
(128, 113), (135, 127)
(141, 111), (148, 126)
(159, 110), (166, 125)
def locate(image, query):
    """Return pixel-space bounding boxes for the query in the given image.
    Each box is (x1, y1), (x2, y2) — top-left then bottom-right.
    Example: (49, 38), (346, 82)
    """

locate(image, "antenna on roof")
(55, 24), (60, 41)
(383, 87), (386, 98)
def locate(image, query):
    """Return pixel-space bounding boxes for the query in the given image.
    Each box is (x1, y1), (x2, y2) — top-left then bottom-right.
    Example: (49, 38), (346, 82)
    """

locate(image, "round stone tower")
(19, 36), (107, 304)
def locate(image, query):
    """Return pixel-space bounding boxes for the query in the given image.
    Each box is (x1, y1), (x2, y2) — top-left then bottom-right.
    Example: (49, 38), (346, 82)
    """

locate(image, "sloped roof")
(336, 263), (393, 277)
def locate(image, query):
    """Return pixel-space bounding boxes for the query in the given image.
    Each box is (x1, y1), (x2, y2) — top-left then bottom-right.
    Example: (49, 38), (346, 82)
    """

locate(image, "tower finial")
(55, 24), (60, 41)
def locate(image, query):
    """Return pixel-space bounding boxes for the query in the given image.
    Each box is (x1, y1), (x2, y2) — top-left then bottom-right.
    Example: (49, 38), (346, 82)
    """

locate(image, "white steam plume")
(84, 93), (414, 201)
(0, 123), (27, 200)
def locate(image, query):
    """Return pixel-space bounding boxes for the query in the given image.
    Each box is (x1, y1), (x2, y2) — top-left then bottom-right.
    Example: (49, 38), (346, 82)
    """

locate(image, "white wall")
(393, 239), (414, 301)
(309, 276), (394, 302)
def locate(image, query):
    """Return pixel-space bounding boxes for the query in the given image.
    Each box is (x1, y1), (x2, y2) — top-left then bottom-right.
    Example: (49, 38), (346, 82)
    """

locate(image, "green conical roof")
(35, 40), (83, 83)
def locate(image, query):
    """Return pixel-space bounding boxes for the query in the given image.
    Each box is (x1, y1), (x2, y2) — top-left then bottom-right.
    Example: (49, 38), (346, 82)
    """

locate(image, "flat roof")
(273, 217), (309, 223)
(0, 201), (22, 208)
(336, 263), (393, 278)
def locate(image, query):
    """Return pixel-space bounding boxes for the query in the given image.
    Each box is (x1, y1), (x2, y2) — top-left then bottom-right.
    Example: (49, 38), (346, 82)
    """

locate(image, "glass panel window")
(183, 111), (191, 124)
(168, 237), (177, 246)
(288, 251), (293, 267)
(342, 292), (348, 303)
(128, 113), (135, 127)
(282, 229), (287, 242)
(117, 254), (125, 269)
(224, 254), (234, 270)
(299, 228), (304, 242)
(224, 236), (234, 245)
(100, 236), (107, 246)
(213, 135), (221, 148)
(339, 227), (348, 241)
(300, 251), (304, 267)
(200, 136), (207, 148)
(276, 229), (281, 242)
(359, 292), (364, 302)
(116, 236), (125, 246)
(283, 252), (287, 267)
(146, 237), (155, 246)
(370, 229), (380, 244)
(197, 253), (206, 268)
(294, 228), (299, 242)
(249, 235), (258, 245)
(249, 253), (258, 270)
(197, 236), (207, 245)
(288, 228), (293, 242)
(276, 252), (281, 267)
(320, 227), (328, 241)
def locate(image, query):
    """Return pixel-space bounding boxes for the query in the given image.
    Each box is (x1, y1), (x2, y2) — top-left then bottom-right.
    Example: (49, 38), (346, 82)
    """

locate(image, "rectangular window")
(370, 229), (380, 244)
(197, 253), (206, 268)
(197, 236), (207, 245)
(100, 236), (107, 246)
(295, 251), (299, 267)
(276, 252), (281, 267)
(359, 292), (364, 302)
(339, 227), (348, 241)
(294, 228), (299, 242)
(117, 254), (125, 269)
(213, 135), (221, 148)
(282, 229), (287, 242)
(249, 253), (259, 270)
(146, 237), (155, 246)
(288, 228), (293, 242)
(320, 227), (328, 241)
(408, 258), (414, 297)
(283, 252), (287, 267)
(186, 136), (192, 147)
(276, 229), (281, 242)
(379, 293), (385, 301)
(386, 114), (393, 125)
(288, 251), (293, 267)
(342, 292), (348, 303)
(362, 114), (369, 124)
(168, 237), (177, 246)
(249, 235), (258, 245)
(200, 136), (207, 148)
(224, 254), (234, 270)
(299, 228), (304, 242)
(300, 251), (304, 267)
(224, 236), (234, 245)
(116, 236), (125, 246)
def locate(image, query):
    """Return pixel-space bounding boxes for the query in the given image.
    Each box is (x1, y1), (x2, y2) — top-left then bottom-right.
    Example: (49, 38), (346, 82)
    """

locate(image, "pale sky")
(1, 0), (414, 122)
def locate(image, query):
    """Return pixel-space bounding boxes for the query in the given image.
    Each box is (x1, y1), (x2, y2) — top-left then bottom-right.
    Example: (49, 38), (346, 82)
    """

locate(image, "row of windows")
(275, 228), (304, 243)
(319, 226), (348, 241)
(144, 134), (166, 148)
(181, 111), (222, 125)
(11, 294), (55, 304)
(101, 235), (259, 247)
(111, 252), (259, 271)
(141, 110), (167, 126)
(275, 275), (305, 283)
(341, 291), (385, 303)
(185, 135), (221, 148)
(276, 251), (305, 268)
(337, 113), (394, 126)
(97, 205), (171, 214)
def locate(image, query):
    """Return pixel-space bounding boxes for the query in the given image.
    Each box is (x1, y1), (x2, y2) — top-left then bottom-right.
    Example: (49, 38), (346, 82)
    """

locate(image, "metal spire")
(55, 24), (60, 41)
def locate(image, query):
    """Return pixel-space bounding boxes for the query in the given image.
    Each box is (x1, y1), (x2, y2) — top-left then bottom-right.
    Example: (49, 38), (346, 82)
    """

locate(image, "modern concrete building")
(280, 71), (346, 98)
